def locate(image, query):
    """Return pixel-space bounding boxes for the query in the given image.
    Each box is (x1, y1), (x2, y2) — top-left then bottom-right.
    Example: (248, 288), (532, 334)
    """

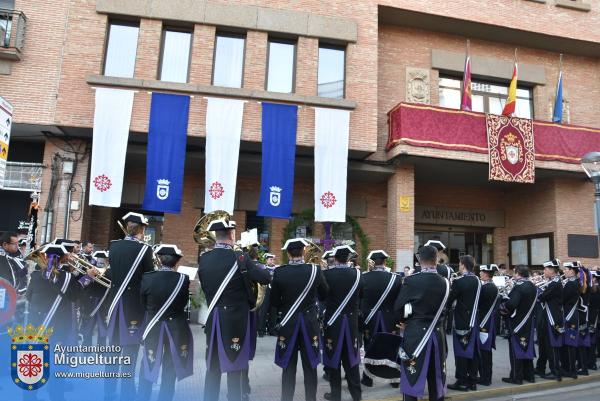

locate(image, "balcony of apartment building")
(0, 4), (26, 63)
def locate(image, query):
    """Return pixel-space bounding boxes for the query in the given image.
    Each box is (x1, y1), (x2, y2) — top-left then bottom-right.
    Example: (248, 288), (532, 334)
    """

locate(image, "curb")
(363, 372), (600, 401)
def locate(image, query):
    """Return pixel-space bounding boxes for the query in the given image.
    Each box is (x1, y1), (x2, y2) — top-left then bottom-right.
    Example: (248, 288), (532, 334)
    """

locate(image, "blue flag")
(142, 93), (190, 213)
(257, 103), (298, 219)
(553, 71), (563, 123)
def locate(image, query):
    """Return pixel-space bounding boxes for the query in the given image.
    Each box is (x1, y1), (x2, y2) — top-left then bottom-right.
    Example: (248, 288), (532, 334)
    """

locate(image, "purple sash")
(322, 315), (360, 369)
(106, 299), (146, 345)
(478, 315), (496, 351)
(510, 324), (536, 360)
(579, 329), (591, 347)
(206, 308), (251, 373)
(453, 328), (478, 358)
(274, 314), (320, 369)
(142, 321), (193, 382)
(547, 323), (563, 348)
(400, 334), (446, 398)
(564, 324), (578, 347)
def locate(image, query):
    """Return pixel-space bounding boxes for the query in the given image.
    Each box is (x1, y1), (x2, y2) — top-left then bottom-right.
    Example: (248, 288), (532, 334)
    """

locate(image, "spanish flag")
(502, 62), (518, 116)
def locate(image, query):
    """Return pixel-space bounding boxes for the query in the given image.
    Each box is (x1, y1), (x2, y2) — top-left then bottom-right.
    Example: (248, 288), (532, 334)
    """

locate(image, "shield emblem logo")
(156, 179), (170, 200)
(505, 145), (519, 165)
(11, 343), (50, 390)
(269, 186), (282, 207)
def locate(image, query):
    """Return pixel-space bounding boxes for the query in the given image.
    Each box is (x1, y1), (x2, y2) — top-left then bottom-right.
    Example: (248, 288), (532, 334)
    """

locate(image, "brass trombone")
(67, 254), (111, 288)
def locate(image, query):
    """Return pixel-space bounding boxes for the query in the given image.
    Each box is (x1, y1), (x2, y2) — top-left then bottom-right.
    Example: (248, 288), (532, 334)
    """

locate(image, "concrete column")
(387, 164), (415, 270)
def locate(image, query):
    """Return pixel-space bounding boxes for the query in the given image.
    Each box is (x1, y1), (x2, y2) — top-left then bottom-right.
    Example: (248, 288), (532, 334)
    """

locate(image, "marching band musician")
(394, 245), (449, 401)
(80, 250), (110, 346)
(258, 253), (277, 337)
(270, 238), (329, 401)
(562, 261), (580, 379)
(104, 212), (155, 401)
(499, 265), (537, 385)
(447, 255), (481, 392)
(535, 259), (564, 381)
(576, 264), (591, 376)
(322, 245), (363, 401)
(359, 250), (402, 388)
(80, 240), (97, 265)
(588, 270), (600, 369)
(197, 218), (271, 401)
(139, 244), (193, 401)
(477, 264), (499, 386)
(424, 240), (452, 280)
(0, 232), (28, 293)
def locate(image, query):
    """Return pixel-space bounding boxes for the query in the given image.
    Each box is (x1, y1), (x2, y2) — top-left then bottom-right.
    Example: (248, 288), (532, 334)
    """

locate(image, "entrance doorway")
(415, 228), (493, 269)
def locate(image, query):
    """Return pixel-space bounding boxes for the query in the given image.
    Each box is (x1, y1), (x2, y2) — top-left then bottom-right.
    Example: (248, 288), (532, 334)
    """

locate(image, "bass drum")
(363, 332), (402, 383)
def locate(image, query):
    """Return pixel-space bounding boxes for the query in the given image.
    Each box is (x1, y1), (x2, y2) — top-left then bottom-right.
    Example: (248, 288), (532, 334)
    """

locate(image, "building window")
(266, 38), (296, 93)
(212, 33), (245, 88)
(318, 44), (345, 99)
(509, 233), (553, 268)
(439, 76), (534, 119)
(159, 28), (192, 83)
(103, 21), (139, 78)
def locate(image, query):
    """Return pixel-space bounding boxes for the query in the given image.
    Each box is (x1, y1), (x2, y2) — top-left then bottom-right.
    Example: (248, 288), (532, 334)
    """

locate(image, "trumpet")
(67, 254), (111, 288)
(117, 219), (161, 270)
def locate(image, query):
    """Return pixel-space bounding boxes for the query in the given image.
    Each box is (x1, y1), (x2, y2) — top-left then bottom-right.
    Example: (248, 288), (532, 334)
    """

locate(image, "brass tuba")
(304, 239), (324, 265)
(193, 210), (266, 311)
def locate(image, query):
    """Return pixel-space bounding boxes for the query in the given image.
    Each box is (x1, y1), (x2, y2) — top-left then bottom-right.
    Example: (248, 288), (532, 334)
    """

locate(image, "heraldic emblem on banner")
(486, 114), (535, 183)
(9, 324), (53, 391)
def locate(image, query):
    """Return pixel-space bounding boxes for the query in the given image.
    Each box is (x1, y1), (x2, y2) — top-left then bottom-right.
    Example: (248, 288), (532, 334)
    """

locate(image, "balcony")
(0, 8), (27, 61)
(387, 102), (600, 167)
(2, 161), (43, 192)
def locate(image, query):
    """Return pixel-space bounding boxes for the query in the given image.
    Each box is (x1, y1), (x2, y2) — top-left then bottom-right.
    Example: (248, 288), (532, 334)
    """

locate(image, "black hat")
(322, 250), (334, 260)
(424, 240), (446, 251)
(154, 244), (183, 257)
(93, 250), (109, 259)
(281, 238), (309, 251)
(563, 261), (579, 273)
(207, 218), (236, 232)
(53, 238), (75, 253)
(333, 245), (357, 258)
(367, 250), (389, 261)
(18, 238), (27, 246)
(122, 212), (149, 226)
(42, 244), (68, 257)
(480, 264), (499, 272)
(264, 253), (275, 259)
(543, 259), (561, 270)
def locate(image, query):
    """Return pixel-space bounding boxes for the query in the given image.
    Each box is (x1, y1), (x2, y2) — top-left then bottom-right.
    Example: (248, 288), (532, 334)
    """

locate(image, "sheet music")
(177, 266), (198, 281)
(492, 276), (507, 288)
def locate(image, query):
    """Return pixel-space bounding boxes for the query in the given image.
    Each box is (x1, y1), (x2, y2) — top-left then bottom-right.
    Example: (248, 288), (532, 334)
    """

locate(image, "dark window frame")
(438, 75), (535, 119)
(211, 31), (247, 88)
(508, 232), (554, 268)
(317, 42), (346, 99)
(157, 25), (194, 83)
(102, 19), (140, 77)
(265, 36), (297, 93)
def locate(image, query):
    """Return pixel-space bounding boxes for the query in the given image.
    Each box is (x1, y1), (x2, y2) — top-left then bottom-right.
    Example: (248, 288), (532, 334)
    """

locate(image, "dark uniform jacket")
(270, 263), (328, 361)
(589, 287), (600, 336)
(503, 279), (537, 337)
(27, 267), (84, 343)
(0, 253), (27, 290)
(360, 269), (402, 336)
(105, 238), (155, 341)
(537, 277), (564, 330)
(448, 273), (480, 332)
(141, 269), (192, 380)
(198, 247), (271, 363)
(322, 266), (363, 364)
(477, 281), (499, 327)
(563, 278), (579, 330)
(437, 264), (453, 281)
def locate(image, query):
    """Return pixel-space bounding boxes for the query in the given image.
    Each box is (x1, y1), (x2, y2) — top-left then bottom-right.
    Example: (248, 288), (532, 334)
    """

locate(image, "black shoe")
(534, 368), (546, 377)
(447, 382), (470, 391)
(468, 384), (477, 391)
(588, 364), (597, 370)
(543, 374), (560, 381)
(323, 393), (332, 401)
(477, 378), (491, 386)
(524, 377), (535, 383)
(360, 376), (373, 387)
(502, 377), (523, 385)
(561, 371), (577, 379)
(577, 369), (589, 376)
(390, 382), (400, 388)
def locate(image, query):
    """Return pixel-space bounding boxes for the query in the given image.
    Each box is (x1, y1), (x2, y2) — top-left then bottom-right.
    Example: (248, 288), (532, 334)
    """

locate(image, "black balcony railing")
(0, 8), (26, 56)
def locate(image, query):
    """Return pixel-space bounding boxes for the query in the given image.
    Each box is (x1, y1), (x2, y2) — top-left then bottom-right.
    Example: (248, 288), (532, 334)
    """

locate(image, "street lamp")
(581, 151), (600, 234)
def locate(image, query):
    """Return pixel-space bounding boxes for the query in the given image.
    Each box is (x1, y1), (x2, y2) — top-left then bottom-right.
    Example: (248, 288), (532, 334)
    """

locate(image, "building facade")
(1, 0), (600, 268)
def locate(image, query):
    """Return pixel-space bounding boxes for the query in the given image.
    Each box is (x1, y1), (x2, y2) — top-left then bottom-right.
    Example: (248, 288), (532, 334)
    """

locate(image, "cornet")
(67, 254), (111, 288)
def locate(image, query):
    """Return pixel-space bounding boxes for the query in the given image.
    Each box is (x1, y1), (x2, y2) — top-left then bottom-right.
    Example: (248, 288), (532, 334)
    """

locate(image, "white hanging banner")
(0, 95), (13, 189)
(89, 88), (135, 207)
(204, 97), (245, 214)
(314, 108), (350, 222)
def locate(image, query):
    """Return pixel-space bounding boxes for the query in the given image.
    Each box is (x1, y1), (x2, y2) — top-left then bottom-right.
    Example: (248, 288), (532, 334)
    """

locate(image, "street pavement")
(167, 324), (600, 401)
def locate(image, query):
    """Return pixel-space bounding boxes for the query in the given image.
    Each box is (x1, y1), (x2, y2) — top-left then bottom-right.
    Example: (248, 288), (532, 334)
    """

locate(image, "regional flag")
(552, 70), (563, 123)
(502, 62), (518, 116)
(460, 54), (472, 111)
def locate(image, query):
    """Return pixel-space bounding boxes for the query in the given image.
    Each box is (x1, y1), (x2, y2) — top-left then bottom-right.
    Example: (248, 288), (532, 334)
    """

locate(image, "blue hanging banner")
(142, 93), (190, 213)
(257, 103), (298, 219)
